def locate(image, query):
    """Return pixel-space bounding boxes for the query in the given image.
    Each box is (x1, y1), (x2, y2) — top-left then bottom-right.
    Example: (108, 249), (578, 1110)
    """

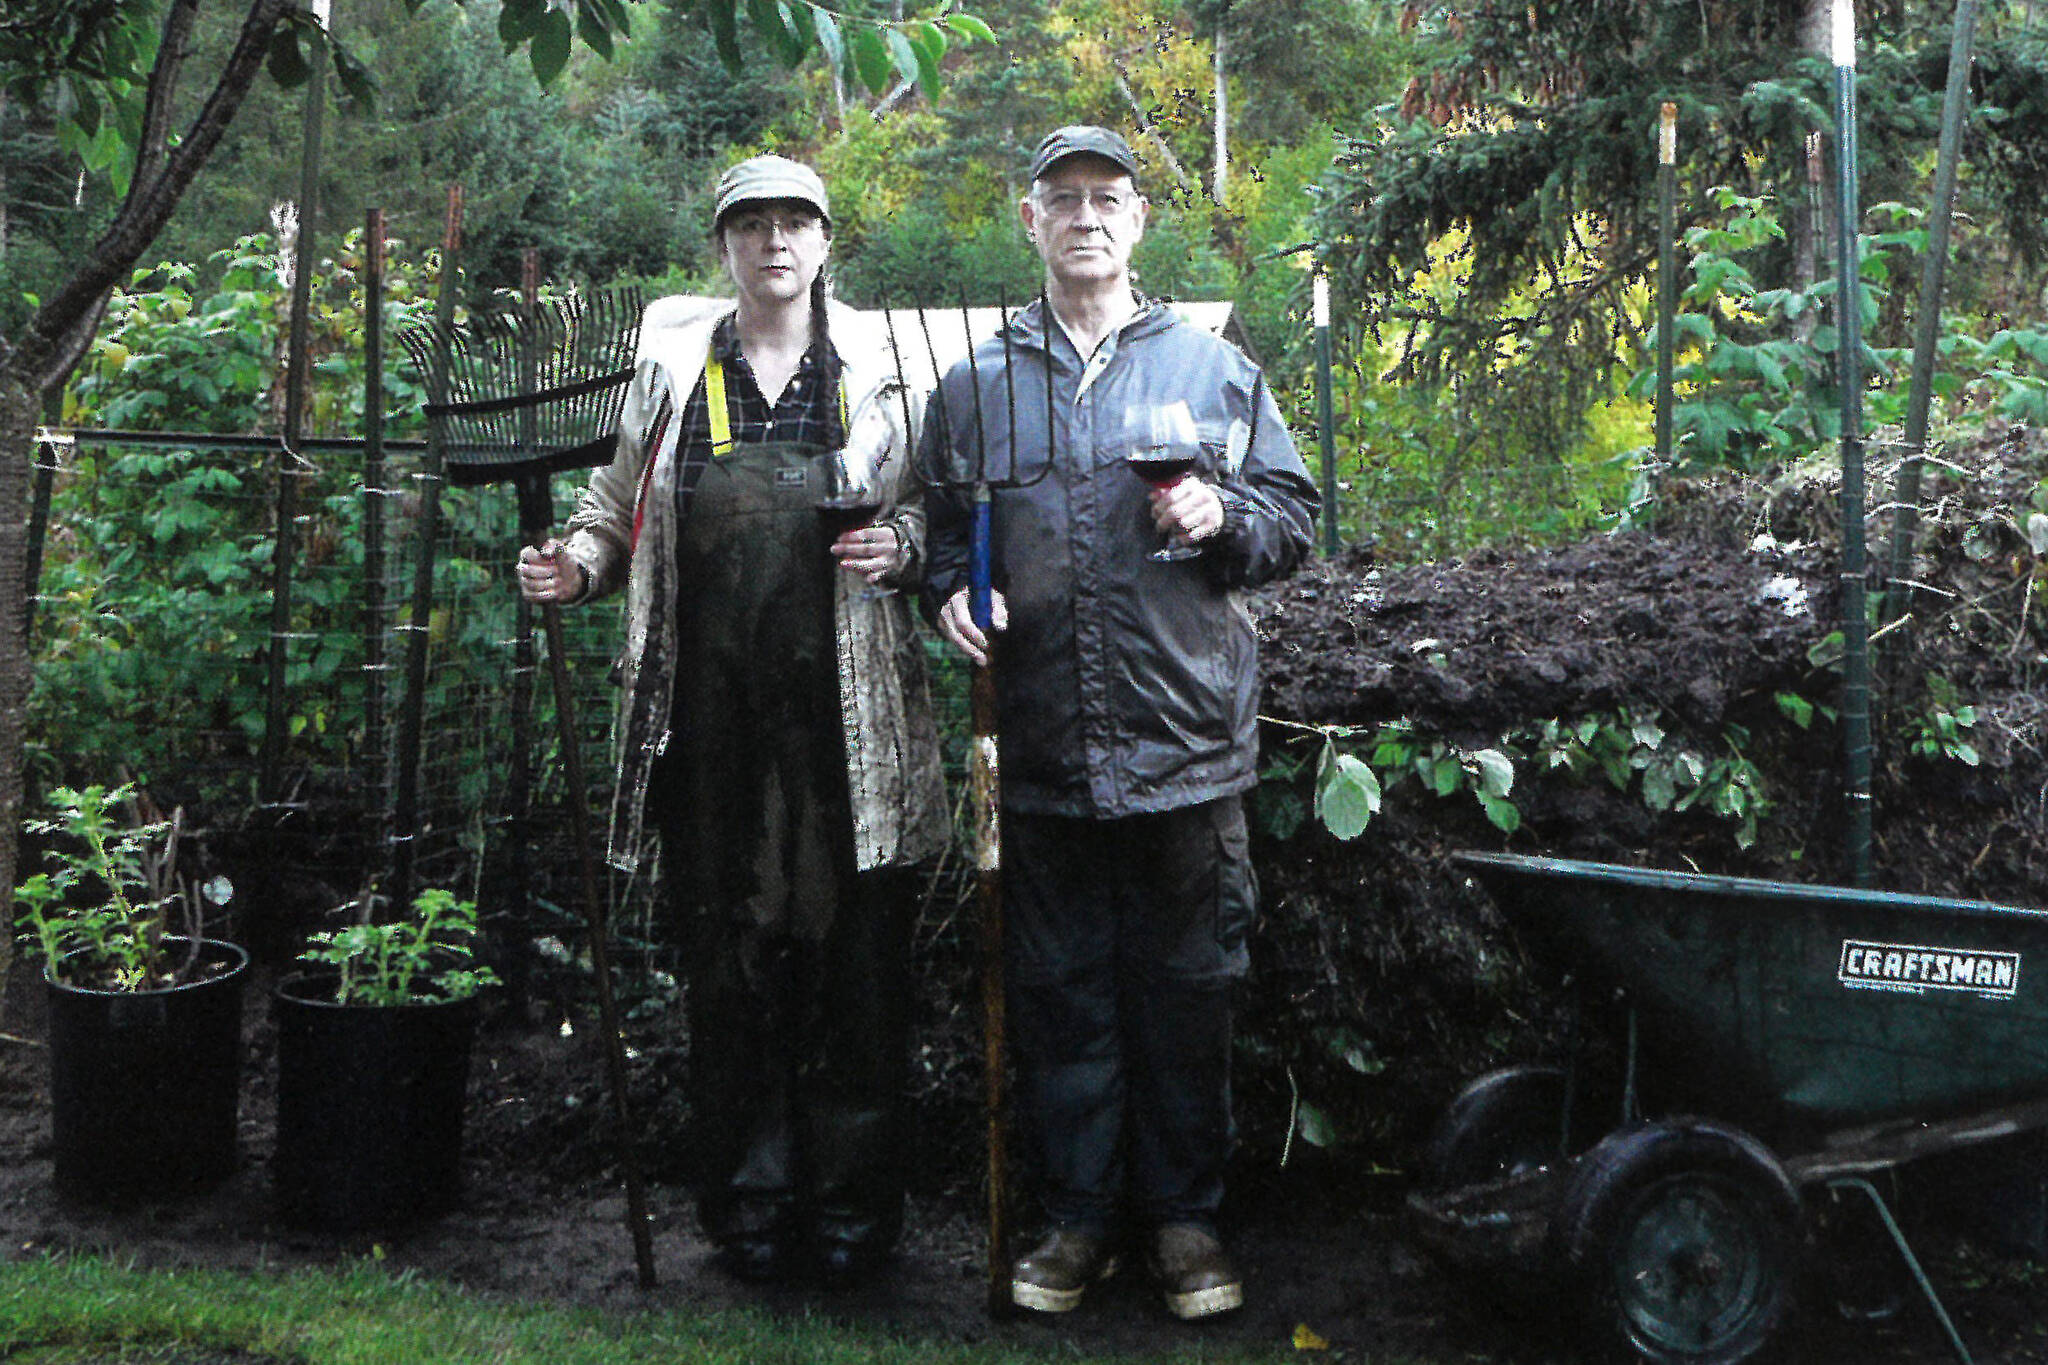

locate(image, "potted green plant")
(13, 783), (247, 1201)
(272, 888), (497, 1231)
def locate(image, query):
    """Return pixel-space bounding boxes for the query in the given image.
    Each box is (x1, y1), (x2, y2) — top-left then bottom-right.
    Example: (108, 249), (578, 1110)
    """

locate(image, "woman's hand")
(516, 540), (587, 604)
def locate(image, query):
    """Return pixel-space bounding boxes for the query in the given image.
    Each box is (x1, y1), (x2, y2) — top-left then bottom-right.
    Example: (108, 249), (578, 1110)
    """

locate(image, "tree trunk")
(0, 92), (10, 265)
(0, 0), (291, 1008)
(1212, 26), (1227, 202)
(1798, 0), (1833, 56)
(0, 373), (30, 1013)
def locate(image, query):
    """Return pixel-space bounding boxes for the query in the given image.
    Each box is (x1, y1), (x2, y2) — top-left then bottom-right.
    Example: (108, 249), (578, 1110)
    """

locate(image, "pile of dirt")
(1231, 422), (2048, 1169)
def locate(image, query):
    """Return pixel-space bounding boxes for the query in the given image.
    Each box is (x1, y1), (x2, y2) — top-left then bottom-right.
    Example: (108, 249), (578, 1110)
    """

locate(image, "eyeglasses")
(1036, 188), (1136, 219)
(725, 210), (824, 239)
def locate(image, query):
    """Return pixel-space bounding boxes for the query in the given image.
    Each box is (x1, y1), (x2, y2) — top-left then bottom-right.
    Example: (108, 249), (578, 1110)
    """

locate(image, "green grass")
(0, 1255), (1326, 1365)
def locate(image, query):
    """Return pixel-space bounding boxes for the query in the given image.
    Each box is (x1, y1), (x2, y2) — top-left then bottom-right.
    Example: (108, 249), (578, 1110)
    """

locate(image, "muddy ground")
(4, 425), (2047, 1361)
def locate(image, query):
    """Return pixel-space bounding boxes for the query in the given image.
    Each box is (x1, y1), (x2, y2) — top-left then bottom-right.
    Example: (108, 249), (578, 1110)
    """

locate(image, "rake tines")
(400, 284), (647, 487)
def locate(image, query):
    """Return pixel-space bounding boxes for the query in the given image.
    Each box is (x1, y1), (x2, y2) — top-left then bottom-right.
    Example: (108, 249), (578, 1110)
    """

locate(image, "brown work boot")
(1148, 1223), (1243, 1320)
(1010, 1227), (1119, 1313)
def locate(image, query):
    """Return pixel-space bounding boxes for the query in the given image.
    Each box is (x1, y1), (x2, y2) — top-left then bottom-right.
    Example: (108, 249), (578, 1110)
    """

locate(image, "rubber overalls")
(648, 373), (910, 1262)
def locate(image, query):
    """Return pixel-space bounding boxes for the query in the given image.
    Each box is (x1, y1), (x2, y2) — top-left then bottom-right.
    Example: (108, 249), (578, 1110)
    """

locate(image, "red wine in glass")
(1127, 447), (1202, 561)
(1126, 449), (1197, 489)
(816, 497), (882, 538)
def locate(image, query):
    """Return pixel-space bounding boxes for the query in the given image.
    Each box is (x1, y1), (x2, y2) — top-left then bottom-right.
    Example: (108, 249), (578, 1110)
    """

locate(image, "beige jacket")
(561, 294), (948, 874)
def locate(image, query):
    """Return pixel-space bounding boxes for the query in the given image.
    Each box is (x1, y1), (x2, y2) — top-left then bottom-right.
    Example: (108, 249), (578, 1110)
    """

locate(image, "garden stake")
(390, 186), (464, 909)
(400, 278), (657, 1288)
(1313, 266), (1337, 558)
(1654, 102), (1677, 483)
(1830, 0), (1875, 887)
(1883, 0), (1982, 630)
(911, 288), (1056, 1315)
(361, 208), (389, 814)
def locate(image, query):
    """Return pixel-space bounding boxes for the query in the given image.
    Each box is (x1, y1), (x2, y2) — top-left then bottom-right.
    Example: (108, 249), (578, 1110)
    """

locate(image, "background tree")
(1309, 0), (2048, 472)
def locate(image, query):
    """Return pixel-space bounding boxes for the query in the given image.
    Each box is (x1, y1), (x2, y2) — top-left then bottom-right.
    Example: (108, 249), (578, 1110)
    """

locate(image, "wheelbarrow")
(1408, 851), (2048, 1365)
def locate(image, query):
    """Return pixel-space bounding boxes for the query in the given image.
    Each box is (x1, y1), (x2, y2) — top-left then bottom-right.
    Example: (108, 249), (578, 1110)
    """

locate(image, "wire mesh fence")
(26, 427), (657, 991)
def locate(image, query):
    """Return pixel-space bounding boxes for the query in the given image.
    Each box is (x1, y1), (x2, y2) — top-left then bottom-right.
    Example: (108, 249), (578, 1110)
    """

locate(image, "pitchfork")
(399, 275), (658, 1289)
(900, 287), (1055, 1316)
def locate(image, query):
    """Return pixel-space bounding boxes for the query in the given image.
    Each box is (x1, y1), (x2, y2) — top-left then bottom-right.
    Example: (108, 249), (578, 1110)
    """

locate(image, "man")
(921, 126), (1319, 1320)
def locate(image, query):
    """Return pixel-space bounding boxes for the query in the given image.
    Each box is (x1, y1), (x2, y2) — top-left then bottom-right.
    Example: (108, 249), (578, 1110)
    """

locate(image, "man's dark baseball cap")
(1029, 125), (1142, 185)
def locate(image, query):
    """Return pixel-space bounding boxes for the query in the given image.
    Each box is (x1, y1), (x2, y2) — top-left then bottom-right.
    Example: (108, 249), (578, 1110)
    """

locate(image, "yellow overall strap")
(705, 348), (734, 456)
(704, 343), (850, 456)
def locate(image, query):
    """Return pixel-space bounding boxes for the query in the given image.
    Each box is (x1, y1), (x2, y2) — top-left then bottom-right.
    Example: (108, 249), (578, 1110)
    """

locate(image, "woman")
(516, 155), (947, 1286)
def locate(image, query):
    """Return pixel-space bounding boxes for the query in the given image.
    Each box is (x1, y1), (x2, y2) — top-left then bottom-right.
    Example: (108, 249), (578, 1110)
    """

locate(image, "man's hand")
(1150, 478), (1225, 549)
(938, 585), (1009, 667)
(832, 524), (903, 584)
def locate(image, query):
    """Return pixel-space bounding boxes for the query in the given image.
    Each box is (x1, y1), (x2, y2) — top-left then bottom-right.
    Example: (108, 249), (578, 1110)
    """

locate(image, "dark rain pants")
(650, 438), (910, 1254)
(1004, 796), (1255, 1233)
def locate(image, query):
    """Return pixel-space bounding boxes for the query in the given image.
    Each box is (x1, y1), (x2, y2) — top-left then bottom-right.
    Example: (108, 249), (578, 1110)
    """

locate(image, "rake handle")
(525, 510), (659, 1290)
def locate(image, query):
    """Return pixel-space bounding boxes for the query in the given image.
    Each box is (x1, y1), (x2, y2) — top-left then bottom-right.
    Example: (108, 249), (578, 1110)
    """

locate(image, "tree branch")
(1107, 60), (1195, 194)
(130, 0), (202, 195)
(14, 0), (292, 396)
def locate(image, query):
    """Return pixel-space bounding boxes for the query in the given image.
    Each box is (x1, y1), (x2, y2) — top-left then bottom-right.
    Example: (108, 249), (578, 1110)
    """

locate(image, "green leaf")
(267, 27), (310, 88)
(776, 1), (813, 66)
(576, 0), (616, 60)
(706, 0), (745, 70)
(913, 19), (946, 61)
(885, 27), (921, 90)
(944, 12), (995, 43)
(1315, 750), (1381, 841)
(1641, 764), (1677, 811)
(498, 0), (544, 47)
(1470, 748), (1514, 798)
(1774, 691), (1814, 729)
(1428, 756), (1462, 797)
(746, 0), (800, 66)
(1477, 792), (1520, 834)
(851, 27), (893, 94)
(330, 39), (378, 111)
(809, 5), (845, 78)
(1295, 1101), (1337, 1149)
(907, 26), (941, 99)
(529, 8), (573, 85)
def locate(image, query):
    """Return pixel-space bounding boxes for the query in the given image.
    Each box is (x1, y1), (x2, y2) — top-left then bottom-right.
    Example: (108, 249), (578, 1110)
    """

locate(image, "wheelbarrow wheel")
(1424, 1065), (1570, 1190)
(1552, 1120), (1802, 1365)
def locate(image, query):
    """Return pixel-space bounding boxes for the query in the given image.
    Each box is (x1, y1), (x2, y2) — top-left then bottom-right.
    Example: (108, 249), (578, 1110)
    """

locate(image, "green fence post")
(1314, 266), (1338, 557)
(1654, 101), (1677, 484)
(1832, 1), (1874, 888)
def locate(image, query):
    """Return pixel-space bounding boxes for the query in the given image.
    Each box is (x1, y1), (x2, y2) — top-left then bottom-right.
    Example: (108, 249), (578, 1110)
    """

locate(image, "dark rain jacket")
(920, 296), (1319, 818)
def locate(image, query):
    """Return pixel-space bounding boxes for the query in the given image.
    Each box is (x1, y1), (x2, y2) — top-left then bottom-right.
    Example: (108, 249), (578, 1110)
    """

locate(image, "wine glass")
(816, 447), (892, 597)
(1125, 401), (1203, 562)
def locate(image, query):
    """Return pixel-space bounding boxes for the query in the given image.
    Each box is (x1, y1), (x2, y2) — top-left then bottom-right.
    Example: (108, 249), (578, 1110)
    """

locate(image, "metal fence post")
(362, 207), (389, 814)
(1313, 266), (1338, 557)
(1832, 1), (1875, 888)
(1654, 102), (1678, 483)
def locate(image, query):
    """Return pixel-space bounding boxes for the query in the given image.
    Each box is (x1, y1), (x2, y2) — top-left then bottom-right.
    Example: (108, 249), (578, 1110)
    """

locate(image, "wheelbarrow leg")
(1826, 1176), (1974, 1365)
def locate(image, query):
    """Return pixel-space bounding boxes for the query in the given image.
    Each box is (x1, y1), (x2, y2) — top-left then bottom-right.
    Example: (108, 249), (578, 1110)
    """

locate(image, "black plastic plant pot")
(45, 937), (250, 1202)
(271, 974), (478, 1231)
